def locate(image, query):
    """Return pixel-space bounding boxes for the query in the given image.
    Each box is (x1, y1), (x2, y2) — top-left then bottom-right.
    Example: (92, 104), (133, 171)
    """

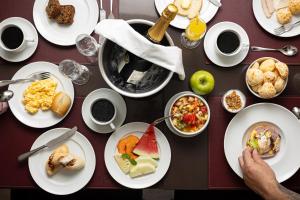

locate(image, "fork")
(274, 20), (300, 35)
(108, 0), (115, 19)
(0, 72), (51, 87)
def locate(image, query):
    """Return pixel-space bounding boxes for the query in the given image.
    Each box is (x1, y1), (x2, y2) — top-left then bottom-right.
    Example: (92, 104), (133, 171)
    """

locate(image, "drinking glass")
(181, 17), (207, 49)
(75, 34), (99, 57)
(59, 59), (90, 85)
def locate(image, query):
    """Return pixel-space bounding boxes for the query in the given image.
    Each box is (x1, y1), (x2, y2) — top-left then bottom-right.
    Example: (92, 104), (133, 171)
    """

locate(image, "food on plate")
(51, 91), (71, 117)
(46, 144), (85, 176)
(245, 123), (281, 158)
(261, 0), (275, 18)
(224, 91), (242, 111)
(174, 0), (203, 19)
(274, 0), (289, 10)
(276, 7), (292, 24)
(117, 135), (140, 160)
(190, 70), (215, 95)
(170, 95), (208, 133)
(288, 0), (300, 14)
(23, 78), (57, 114)
(114, 154), (132, 174)
(246, 58), (288, 98)
(45, 0), (75, 25)
(129, 162), (156, 178)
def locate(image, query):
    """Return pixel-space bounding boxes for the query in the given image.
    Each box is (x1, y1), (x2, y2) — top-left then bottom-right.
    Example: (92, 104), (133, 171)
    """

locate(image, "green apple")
(190, 70), (215, 95)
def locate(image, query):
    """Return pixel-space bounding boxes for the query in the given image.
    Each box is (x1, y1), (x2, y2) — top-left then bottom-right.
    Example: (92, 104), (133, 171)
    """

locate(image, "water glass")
(75, 34), (99, 57)
(59, 59), (90, 85)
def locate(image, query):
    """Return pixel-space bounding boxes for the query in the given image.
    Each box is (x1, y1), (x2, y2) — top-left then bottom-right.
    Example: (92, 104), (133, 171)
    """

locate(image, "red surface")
(208, 96), (300, 189)
(206, 0), (300, 65)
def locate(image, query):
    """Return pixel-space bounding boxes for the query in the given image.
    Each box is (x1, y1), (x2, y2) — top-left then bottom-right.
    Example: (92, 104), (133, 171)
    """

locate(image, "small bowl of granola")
(222, 89), (246, 113)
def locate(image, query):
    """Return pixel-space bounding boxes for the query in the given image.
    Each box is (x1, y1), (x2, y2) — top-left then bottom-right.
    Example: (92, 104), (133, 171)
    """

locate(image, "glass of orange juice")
(181, 16), (207, 49)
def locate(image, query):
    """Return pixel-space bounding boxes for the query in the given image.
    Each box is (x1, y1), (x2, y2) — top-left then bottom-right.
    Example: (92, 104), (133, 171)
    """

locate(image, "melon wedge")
(133, 124), (159, 159)
(129, 163), (156, 178)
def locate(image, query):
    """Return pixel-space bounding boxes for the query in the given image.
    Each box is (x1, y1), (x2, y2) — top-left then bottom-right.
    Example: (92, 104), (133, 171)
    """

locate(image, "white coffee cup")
(0, 24), (34, 53)
(89, 98), (116, 130)
(215, 29), (248, 57)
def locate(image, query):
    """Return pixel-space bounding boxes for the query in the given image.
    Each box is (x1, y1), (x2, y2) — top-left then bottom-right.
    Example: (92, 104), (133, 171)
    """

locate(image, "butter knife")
(17, 126), (77, 162)
(209, 0), (222, 7)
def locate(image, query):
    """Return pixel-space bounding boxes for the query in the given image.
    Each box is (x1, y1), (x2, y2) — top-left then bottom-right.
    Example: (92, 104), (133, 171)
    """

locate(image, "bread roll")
(275, 61), (289, 79)
(259, 59), (276, 72)
(288, 0), (300, 14)
(51, 92), (71, 117)
(247, 68), (264, 86)
(276, 7), (292, 24)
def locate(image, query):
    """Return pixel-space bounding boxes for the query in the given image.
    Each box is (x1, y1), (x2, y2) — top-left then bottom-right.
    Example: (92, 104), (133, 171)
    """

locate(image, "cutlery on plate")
(0, 90), (13, 102)
(251, 45), (298, 56)
(108, 0), (115, 19)
(292, 107), (300, 120)
(153, 115), (172, 125)
(274, 20), (300, 35)
(208, 0), (222, 7)
(98, 0), (107, 44)
(17, 126), (77, 162)
(0, 72), (51, 87)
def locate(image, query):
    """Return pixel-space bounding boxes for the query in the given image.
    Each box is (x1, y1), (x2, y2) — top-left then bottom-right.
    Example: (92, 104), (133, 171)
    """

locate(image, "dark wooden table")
(0, 0), (300, 191)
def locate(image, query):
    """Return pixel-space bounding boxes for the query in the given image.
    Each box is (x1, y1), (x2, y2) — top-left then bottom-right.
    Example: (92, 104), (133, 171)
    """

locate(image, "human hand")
(238, 148), (286, 200)
(0, 102), (8, 115)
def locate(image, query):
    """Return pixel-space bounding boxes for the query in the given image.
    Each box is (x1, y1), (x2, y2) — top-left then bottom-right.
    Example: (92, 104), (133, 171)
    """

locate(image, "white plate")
(155, 0), (219, 29)
(204, 21), (250, 67)
(224, 103), (300, 183)
(104, 122), (171, 189)
(0, 17), (38, 62)
(82, 88), (127, 134)
(252, 0), (300, 37)
(28, 128), (96, 195)
(33, 0), (99, 46)
(8, 61), (74, 128)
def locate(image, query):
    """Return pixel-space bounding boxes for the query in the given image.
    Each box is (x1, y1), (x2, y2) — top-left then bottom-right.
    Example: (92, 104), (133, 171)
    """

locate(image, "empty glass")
(59, 59), (90, 85)
(75, 34), (99, 57)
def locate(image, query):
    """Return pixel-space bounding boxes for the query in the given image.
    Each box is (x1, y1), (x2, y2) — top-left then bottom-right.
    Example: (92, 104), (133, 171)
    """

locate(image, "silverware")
(208, 0), (222, 7)
(98, 0), (107, 44)
(292, 107), (300, 120)
(17, 126), (77, 162)
(0, 90), (13, 102)
(274, 20), (300, 35)
(251, 45), (298, 56)
(108, 0), (115, 19)
(153, 115), (172, 125)
(0, 72), (51, 87)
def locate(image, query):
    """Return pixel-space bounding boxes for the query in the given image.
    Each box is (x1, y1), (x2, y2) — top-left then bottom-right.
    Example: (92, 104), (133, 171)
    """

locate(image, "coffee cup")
(89, 98), (116, 130)
(215, 29), (248, 57)
(0, 24), (34, 53)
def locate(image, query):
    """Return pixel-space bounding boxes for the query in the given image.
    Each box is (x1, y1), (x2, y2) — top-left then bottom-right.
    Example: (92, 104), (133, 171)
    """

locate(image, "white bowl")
(245, 57), (288, 99)
(167, 92), (210, 138)
(222, 89), (246, 113)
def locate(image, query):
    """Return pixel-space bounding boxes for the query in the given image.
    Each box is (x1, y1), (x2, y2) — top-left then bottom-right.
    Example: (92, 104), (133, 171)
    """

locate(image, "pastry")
(55, 5), (75, 25)
(46, 0), (61, 19)
(263, 71), (277, 83)
(252, 62), (260, 69)
(274, 76), (285, 92)
(276, 7), (292, 24)
(247, 68), (264, 86)
(174, 0), (203, 19)
(46, 144), (69, 176)
(275, 61), (289, 79)
(51, 92), (71, 117)
(258, 82), (276, 98)
(274, 0), (289, 10)
(251, 83), (263, 93)
(60, 154), (85, 170)
(259, 59), (276, 72)
(288, 0), (300, 14)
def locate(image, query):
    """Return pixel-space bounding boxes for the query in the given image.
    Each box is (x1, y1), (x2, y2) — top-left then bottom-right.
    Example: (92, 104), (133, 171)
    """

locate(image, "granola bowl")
(222, 89), (246, 113)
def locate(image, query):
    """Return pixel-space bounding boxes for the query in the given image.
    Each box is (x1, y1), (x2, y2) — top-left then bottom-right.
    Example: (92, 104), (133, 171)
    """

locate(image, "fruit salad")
(171, 95), (208, 133)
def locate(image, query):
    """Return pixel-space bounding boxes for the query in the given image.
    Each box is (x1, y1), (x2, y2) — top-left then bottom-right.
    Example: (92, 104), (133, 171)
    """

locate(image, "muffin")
(274, 77), (285, 92)
(289, 0), (300, 15)
(275, 62), (289, 79)
(258, 82), (276, 99)
(46, 0), (61, 19)
(276, 7), (293, 24)
(55, 5), (75, 25)
(247, 68), (264, 86)
(259, 59), (276, 72)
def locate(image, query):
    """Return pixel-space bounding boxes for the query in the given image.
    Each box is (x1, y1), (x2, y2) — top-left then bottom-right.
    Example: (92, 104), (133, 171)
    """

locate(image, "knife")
(17, 126), (77, 162)
(209, 0), (222, 7)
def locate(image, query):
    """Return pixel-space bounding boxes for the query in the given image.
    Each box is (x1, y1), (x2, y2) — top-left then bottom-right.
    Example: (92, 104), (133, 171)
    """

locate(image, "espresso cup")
(0, 24), (34, 53)
(215, 29), (248, 57)
(89, 98), (116, 130)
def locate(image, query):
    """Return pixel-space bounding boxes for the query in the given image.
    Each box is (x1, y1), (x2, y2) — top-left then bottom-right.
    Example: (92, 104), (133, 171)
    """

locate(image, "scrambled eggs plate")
(23, 78), (57, 114)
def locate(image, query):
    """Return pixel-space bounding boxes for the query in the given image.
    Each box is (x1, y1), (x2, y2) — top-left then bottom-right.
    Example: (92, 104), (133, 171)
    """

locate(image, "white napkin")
(94, 19), (185, 80)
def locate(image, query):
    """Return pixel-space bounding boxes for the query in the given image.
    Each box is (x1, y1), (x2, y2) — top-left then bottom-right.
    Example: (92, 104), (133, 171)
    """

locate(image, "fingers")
(242, 147), (254, 166)
(0, 102), (8, 115)
(0, 102), (3, 112)
(252, 149), (263, 163)
(239, 156), (244, 169)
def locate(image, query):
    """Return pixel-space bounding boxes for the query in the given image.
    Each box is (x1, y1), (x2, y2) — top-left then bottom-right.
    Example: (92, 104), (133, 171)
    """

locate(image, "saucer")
(82, 88), (127, 134)
(0, 17), (38, 62)
(204, 21), (249, 67)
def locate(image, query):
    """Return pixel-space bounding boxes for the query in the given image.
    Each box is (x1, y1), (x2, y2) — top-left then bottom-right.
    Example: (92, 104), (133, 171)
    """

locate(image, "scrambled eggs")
(23, 78), (57, 114)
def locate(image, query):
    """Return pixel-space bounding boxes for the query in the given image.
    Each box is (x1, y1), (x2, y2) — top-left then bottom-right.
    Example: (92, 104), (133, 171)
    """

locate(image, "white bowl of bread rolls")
(246, 57), (289, 99)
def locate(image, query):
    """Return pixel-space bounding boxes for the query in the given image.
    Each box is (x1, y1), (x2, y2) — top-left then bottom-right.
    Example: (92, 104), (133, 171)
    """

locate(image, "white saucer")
(0, 17), (38, 62)
(82, 88), (127, 134)
(204, 22), (250, 67)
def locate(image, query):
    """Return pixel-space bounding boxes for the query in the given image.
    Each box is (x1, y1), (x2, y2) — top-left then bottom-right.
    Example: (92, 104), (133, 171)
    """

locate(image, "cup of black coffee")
(0, 24), (34, 53)
(89, 98), (116, 129)
(215, 30), (245, 57)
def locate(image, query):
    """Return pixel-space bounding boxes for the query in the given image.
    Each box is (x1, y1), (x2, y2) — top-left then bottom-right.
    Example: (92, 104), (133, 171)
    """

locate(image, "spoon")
(152, 115), (172, 125)
(292, 107), (300, 120)
(251, 45), (298, 56)
(0, 90), (13, 102)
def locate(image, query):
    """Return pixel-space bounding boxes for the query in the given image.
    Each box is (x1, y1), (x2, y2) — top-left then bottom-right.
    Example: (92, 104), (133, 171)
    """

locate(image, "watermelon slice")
(133, 124), (159, 159)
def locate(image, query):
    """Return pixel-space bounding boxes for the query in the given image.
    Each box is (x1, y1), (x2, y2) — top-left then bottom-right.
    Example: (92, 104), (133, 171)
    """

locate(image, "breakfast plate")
(154, 0), (219, 29)
(33, 0), (99, 46)
(252, 0), (300, 37)
(224, 103), (300, 183)
(29, 128), (96, 195)
(8, 61), (74, 128)
(204, 22), (250, 67)
(0, 17), (38, 62)
(82, 88), (127, 134)
(104, 122), (171, 189)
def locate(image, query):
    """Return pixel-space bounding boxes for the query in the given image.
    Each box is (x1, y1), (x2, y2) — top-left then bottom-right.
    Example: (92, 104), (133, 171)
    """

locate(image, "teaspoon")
(0, 90), (14, 102)
(292, 107), (300, 120)
(251, 45), (298, 56)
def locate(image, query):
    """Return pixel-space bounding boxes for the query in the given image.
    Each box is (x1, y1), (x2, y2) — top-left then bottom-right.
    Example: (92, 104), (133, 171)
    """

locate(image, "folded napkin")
(94, 19), (185, 80)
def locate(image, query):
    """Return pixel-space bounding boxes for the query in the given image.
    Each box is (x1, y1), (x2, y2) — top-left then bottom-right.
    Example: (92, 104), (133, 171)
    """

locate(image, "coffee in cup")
(89, 98), (116, 129)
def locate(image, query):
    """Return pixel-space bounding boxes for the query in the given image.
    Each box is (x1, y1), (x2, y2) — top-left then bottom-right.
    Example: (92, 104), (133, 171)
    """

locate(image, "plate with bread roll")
(155, 0), (220, 29)
(28, 128), (96, 195)
(8, 61), (74, 128)
(253, 0), (300, 37)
